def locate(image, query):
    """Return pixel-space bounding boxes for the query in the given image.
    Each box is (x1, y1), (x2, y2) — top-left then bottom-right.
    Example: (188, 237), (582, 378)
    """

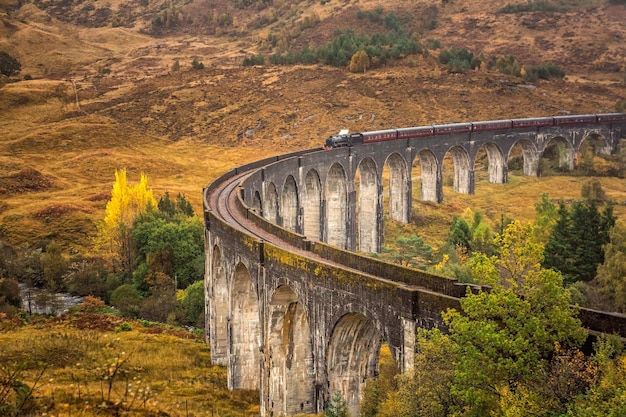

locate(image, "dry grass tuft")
(34, 203), (94, 218)
(0, 168), (54, 194)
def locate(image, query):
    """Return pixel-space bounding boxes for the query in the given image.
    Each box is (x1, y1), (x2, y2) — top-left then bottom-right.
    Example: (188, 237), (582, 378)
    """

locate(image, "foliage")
(581, 178), (606, 201)
(438, 47), (483, 71)
(0, 278), (21, 310)
(191, 58), (204, 69)
(40, 242), (68, 291)
(594, 220), (626, 312)
(443, 221), (586, 415)
(242, 53), (265, 66)
(176, 280), (205, 327)
(543, 200), (615, 284)
(0, 51), (21, 77)
(524, 63), (565, 81)
(132, 209), (204, 291)
(268, 28), (420, 68)
(325, 391), (347, 417)
(533, 192), (558, 243)
(377, 329), (455, 417)
(96, 169), (156, 280)
(348, 50), (370, 73)
(568, 336), (626, 415)
(171, 59), (180, 72)
(384, 234), (433, 268)
(110, 284), (141, 318)
(493, 54), (522, 77)
(359, 344), (398, 417)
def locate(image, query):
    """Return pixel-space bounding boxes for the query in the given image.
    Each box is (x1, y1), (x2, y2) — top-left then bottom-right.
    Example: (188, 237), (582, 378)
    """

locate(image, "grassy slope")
(1, 0), (625, 253)
(0, 314), (260, 416)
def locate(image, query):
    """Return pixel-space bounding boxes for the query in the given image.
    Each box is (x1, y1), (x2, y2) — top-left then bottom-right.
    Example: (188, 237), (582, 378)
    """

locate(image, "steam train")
(323, 113), (626, 149)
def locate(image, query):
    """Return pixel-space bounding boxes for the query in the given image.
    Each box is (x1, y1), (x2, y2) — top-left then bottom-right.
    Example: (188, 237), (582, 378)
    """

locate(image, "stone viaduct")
(203, 115), (626, 416)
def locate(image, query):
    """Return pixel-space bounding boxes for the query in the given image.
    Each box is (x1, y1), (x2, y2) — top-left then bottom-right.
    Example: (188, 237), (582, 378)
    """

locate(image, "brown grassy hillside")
(0, 0), (625, 252)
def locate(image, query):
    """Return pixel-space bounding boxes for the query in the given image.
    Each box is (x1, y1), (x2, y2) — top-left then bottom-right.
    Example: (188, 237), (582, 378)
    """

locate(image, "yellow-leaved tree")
(96, 168), (156, 279)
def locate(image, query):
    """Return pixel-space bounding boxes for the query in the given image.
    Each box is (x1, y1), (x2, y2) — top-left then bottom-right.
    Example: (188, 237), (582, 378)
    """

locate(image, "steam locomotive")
(322, 113), (626, 149)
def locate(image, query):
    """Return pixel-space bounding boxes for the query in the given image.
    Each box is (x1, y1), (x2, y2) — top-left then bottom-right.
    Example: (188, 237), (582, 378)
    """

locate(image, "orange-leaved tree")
(96, 168), (156, 279)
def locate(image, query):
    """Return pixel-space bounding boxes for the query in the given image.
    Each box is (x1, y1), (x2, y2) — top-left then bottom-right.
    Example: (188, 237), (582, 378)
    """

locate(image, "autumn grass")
(0, 314), (261, 417)
(0, 80), (270, 251)
(384, 172), (626, 250)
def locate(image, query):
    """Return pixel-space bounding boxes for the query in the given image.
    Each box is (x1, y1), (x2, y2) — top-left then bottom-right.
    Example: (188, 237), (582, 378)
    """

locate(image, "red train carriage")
(397, 126), (434, 139)
(362, 129), (398, 144)
(472, 120), (513, 132)
(511, 116), (555, 128)
(433, 122), (472, 135)
(597, 113), (626, 123)
(553, 114), (598, 125)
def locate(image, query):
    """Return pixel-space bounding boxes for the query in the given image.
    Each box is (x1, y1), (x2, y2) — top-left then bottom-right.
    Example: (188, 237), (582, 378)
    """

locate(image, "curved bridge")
(203, 115), (626, 416)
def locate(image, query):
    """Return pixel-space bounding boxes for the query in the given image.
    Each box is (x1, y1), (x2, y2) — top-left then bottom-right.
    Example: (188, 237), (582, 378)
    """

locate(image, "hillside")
(0, 0), (625, 252)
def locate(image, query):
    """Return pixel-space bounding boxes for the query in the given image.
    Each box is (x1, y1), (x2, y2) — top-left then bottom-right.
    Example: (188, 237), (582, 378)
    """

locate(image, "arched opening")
(282, 175), (299, 231)
(359, 343), (400, 417)
(412, 150), (438, 202)
(265, 182), (279, 224)
(267, 285), (315, 415)
(325, 163), (348, 249)
(576, 134), (608, 176)
(356, 157), (379, 253)
(231, 262), (261, 390)
(303, 169), (322, 241)
(383, 153), (409, 223)
(251, 190), (262, 215)
(326, 313), (381, 417)
(211, 245), (228, 365)
(442, 146), (471, 194)
(540, 137), (573, 176)
(507, 140), (539, 177)
(474, 143), (505, 184)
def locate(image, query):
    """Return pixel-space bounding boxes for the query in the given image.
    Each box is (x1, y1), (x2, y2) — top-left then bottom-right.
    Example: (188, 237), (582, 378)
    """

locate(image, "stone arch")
(231, 262), (261, 390)
(384, 153), (409, 223)
(282, 175), (299, 231)
(251, 190), (262, 215)
(508, 139), (539, 176)
(577, 133), (608, 174)
(413, 149), (439, 202)
(475, 143), (505, 183)
(211, 245), (228, 365)
(325, 163), (348, 249)
(267, 285), (315, 415)
(541, 136), (574, 174)
(444, 146), (472, 194)
(356, 157), (379, 253)
(265, 182), (279, 224)
(303, 169), (322, 241)
(326, 313), (381, 417)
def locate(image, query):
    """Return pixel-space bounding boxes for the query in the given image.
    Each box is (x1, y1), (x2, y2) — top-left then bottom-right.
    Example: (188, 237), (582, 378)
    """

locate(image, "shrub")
(191, 58), (204, 69)
(349, 50), (370, 73)
(0, 51), (21, 76)
(524, 63), (565, 81)
(438, 47), (482, 71)
(242, 54), (265, 66)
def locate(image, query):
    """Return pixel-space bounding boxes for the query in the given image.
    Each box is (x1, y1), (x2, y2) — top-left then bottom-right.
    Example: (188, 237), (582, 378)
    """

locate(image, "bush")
(191, 58), (204, 69)
(524, 63), (565, 81)
(0, 51), (21, 76)
(242, 54), (265, 66)
(438, 47), (482, 71)
(110, 284), (142, 318)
